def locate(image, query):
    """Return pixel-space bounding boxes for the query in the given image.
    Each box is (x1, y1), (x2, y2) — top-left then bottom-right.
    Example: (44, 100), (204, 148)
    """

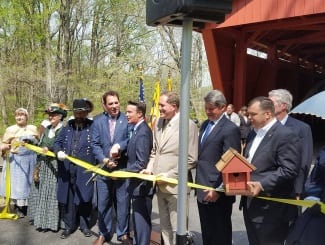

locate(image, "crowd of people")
(0, 88), (323, 245)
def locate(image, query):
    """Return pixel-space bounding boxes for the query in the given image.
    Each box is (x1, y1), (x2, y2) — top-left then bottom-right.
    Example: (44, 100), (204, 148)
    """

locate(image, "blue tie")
(201, 121), (213, 145)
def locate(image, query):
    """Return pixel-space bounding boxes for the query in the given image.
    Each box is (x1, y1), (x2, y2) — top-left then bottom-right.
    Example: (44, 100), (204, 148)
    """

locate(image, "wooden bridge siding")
(202, 29), (235, 100)
(219, 0), (325, 28)
(203, 0), (325, 108)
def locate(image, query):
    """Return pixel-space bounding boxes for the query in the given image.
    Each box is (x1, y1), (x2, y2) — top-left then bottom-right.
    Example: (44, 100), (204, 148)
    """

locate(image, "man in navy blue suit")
(125, 101), (153, 245)
(242, 96), (300, 245)
(269, 89), (313, 199)
(54, 98), (95, 239)
(196, 90), (241, 245)
(91, 91), (131, 245)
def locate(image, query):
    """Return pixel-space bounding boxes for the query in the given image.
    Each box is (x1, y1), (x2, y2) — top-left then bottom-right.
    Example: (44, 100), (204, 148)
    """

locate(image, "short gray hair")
(204, 90), (227, 107)
(268, 89), (293, 112)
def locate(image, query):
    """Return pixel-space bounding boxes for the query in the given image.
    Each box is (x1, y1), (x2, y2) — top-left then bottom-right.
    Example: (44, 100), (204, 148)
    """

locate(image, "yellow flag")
(167, 77), (172, 91)
(149, 80), (160, 129)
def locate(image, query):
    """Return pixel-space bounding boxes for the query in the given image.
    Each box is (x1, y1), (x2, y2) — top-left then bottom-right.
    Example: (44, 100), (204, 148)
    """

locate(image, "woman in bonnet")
(0, 108), (39, 217)
(28, 103), (68, 231)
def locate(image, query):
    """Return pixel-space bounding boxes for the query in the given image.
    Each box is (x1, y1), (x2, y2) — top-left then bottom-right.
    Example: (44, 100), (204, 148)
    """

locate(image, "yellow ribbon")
(22, 143), (325, 214)
(258, 196), (325, 214)
(0, 153), (18, 220)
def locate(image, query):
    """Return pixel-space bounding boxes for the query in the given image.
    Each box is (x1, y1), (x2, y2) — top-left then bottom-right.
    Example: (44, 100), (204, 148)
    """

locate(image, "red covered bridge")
(201, 0), (325, 109)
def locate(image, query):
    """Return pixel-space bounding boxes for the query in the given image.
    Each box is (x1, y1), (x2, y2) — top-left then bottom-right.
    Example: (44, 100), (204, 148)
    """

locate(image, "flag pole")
(176, 18), (193, 245)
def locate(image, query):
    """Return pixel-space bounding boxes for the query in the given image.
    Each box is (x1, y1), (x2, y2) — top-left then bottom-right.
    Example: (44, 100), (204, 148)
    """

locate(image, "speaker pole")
(177, 17), (193, 245)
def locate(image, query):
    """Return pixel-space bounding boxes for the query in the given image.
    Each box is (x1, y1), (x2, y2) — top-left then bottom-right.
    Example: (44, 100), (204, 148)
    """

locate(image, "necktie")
(109, 118), (116, 142)
(129, 128), (134, 139)
(201, 121), (213, 145)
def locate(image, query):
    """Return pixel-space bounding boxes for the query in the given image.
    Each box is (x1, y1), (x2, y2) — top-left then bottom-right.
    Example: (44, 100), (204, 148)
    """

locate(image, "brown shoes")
(92, 235), (106, 245)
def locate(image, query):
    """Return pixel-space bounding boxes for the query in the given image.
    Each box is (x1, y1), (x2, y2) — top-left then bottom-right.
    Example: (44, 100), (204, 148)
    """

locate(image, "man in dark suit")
(242, 96), (300, 245)
(196, 90), (241, 245)
(91, 91), (131, 245)
(269, 89), (313, 198)
(125, 101), (153, 245)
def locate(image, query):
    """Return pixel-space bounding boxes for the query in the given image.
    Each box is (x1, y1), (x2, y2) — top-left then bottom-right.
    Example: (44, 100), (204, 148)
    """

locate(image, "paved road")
(0, 165), (248, 245)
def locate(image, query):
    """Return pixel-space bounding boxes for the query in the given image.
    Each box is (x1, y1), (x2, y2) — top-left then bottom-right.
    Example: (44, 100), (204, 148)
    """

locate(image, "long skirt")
(28, 158), (61, 231)
(0, 151), (36, 206)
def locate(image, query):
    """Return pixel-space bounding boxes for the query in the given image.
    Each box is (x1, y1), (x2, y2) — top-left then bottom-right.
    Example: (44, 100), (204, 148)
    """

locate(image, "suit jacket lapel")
(199, 120), (208, 144)
(199, 117), (226, 152)
(160, 118), (179, 147)
(251, 122), (279, 162)
(244, 130), (256, 158)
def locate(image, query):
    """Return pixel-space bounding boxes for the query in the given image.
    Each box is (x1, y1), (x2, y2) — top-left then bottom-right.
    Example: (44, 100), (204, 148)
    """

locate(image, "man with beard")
(54, 98), (95, 239)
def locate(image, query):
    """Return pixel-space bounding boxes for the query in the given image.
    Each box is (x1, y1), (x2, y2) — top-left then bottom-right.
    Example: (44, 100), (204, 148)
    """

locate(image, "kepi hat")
(73, 98), (94, 112)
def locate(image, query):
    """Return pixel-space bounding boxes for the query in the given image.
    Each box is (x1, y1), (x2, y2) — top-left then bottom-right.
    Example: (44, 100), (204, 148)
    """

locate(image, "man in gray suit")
(269, 89), (313, 199)
(141, 91), (198, 245)
(242, 96), (300, 245)
(196, 90), (241, 245)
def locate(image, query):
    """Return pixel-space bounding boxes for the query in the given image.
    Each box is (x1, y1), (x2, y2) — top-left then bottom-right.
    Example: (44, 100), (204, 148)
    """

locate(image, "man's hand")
(140, 169), (152, 175)
(246, 181), (263, 196)
(203, 190), (220, 202)
(57, 151), (67, 161)
(103, 158), (117, 169)
(0, 143), (10, 151)
(156, 173), (168, 184)
(110, 144), (120, 158)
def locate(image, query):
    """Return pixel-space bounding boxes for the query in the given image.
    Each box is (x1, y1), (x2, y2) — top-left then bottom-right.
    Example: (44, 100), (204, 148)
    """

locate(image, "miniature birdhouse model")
(216, 148), (256, 195)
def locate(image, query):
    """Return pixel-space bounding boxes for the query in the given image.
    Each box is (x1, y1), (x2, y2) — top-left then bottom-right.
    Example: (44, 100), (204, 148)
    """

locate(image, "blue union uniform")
(54, 118), (95, 232)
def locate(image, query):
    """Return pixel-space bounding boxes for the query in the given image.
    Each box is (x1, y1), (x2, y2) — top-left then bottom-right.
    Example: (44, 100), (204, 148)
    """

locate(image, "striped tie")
(109, 118), (116, 142)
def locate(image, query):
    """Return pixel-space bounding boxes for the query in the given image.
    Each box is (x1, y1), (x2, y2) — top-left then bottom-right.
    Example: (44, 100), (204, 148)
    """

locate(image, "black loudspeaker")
(146, 0), (233, 28)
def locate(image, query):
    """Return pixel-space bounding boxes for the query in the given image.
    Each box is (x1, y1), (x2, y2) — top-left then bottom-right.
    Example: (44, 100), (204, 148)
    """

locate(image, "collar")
(167, 112), (179, 126)
(254, 118), (277, 135)
(280, 114), (289, 125)
(210, 114), (225, 126)
(134, 119), (144, 131)
(50, 121), (63, 131)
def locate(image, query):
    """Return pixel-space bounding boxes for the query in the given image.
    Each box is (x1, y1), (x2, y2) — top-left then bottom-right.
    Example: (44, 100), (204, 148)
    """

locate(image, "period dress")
(0, 124), (38, 206)
(28, 123), (63, 231)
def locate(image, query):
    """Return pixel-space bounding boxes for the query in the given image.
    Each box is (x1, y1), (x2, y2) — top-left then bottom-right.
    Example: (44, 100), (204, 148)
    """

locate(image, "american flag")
(138, 77), (145, 102)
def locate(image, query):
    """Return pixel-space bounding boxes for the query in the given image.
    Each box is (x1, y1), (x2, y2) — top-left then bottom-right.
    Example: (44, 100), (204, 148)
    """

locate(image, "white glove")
(110, 144), (120, 158)
(57, 151), (67, 161)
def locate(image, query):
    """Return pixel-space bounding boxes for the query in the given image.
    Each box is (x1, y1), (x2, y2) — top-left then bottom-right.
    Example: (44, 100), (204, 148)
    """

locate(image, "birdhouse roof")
(216, 148), (256, 172)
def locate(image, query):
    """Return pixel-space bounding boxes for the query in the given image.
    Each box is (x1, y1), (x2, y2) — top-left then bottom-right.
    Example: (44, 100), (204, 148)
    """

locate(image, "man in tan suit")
(141, 91), (198, 245)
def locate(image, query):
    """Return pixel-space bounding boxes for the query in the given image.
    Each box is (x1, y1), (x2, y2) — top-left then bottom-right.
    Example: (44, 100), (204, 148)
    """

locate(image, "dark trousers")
(243, 208), (290, 245)
(62, 167), (92, 231)
(197, 199), (233, 245)
(132, 196), (153, 245)
(96, 177), (130, 239)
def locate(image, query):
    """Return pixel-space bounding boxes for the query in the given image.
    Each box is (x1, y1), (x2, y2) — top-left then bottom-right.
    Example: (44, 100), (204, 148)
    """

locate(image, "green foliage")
(0, 0), (210, 137)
